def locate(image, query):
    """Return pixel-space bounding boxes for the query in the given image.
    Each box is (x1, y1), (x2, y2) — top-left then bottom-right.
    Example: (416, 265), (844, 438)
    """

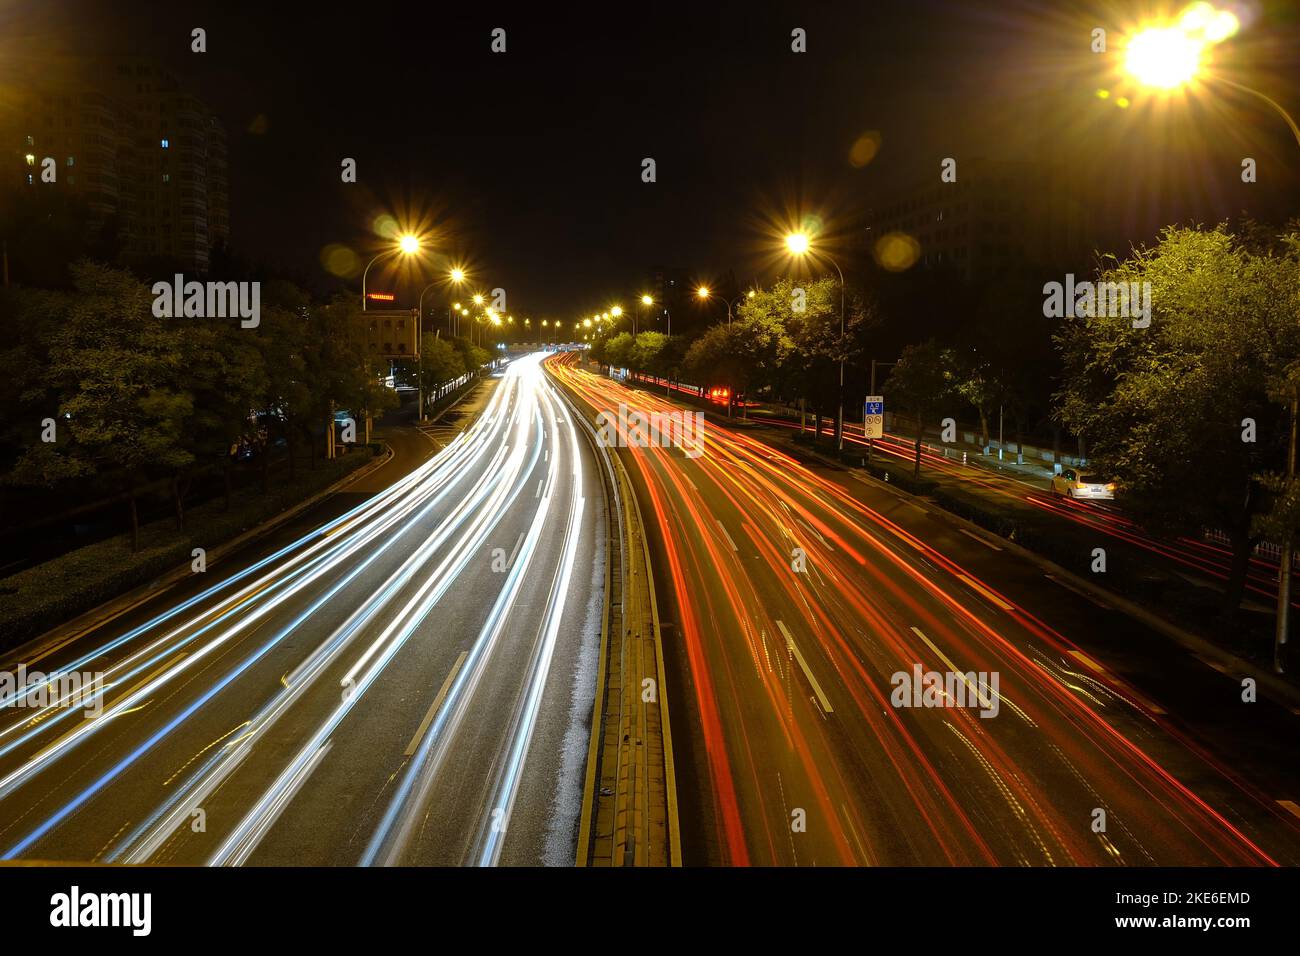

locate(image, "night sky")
(5, 0), (1299, 317)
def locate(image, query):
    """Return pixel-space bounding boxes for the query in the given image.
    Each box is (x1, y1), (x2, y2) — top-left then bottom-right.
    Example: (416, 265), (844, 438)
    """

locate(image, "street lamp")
(696, 286), (741, 327)
(361, 233), (421, 310)
(419, 266), (467, 335)
(785, 230), (847, 450)
(446, 267), (468, 335)
(1122, 4), (1240, 90)
(1119, 3), (1299, 673)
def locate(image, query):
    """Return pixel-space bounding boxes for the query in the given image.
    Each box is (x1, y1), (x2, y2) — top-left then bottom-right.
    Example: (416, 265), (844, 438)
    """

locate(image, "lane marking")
(776, 620), (833, 714)
(505, 531), (526, 569)
(841, 802), (870, 865)
(908, 626), (996, 712)
(535, 479), (543, 498)
(1045, 574), (1111, 610)
(957, 527), (1001, 551)
(716, 520), (739, 552)
(957, 573), (1013, 611)
(405, 651), (469, 757)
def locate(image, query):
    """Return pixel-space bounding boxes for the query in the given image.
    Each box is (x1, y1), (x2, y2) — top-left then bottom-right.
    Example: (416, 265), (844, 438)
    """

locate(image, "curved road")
(551, 353), (1300, 867)
(0, 353), (603, 867)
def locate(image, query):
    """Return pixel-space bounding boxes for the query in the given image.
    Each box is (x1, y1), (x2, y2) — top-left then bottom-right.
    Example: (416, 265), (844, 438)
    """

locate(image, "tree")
(884, 339), (957, 478)
(184, 320), (268, 517)
(13, 262), (195, 550)
(683, 325), (749, 416)
(631, 331), (668, 375)
(421, 335), (466, 410)
(453, 336), (492, 376)
(734, 276), (875, 435)
(1055, 223), (1300, 617)
(256, 304), (315, 482)
(952, 349), (1000, 453)
(603, 332), (635, 371)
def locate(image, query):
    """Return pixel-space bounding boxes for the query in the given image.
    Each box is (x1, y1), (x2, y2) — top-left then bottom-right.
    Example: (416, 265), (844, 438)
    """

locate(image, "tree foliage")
(1054, 222), (1300, 614)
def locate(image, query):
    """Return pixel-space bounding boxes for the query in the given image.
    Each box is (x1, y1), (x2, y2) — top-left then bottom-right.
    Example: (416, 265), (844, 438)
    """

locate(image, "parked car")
(1050, 467), (1116, 500)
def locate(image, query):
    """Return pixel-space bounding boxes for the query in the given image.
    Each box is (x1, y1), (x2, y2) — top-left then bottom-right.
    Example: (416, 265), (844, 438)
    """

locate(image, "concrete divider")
(549, 364), (681, 867)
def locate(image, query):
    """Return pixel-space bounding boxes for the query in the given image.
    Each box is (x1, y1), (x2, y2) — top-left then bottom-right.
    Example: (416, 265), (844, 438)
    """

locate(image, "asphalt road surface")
(550, 354), (1300, 867)
(0, 353), (604, 866)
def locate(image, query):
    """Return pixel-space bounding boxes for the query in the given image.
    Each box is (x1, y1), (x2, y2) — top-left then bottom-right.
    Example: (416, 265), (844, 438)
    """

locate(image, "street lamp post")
(1122, 5), (1300, 673)
(696, 286), (742, 327)
(361, 234), (420, 311)
(415, 270), (462, 423)
(785, 232), (847, 451)
(358, 234), (420, 443)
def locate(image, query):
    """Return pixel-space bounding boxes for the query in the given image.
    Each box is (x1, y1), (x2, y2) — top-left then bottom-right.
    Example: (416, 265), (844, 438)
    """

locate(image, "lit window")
(25, 154), (35, 165)
(26, 174), (33, 185)
(162, 173), (170, 183)
(24, 135), (33, 146)
(160, 138), (169, 148)
(66, 155), (74, 166)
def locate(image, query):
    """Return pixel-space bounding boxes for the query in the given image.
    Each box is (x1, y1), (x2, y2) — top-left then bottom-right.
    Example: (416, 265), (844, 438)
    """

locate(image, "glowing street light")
(784, 229), (847, 449)
(1122, 3), (1239, 90)
(695, 286), (741, 327)
(362, 232), (422, 310)
(784, 232), (810, 255)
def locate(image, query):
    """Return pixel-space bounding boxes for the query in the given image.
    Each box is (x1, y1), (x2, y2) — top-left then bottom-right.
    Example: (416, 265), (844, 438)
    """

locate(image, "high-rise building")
(862, 157), (1096, 283)
(645, 266), (690, 331)
(3, 57), (229, 273)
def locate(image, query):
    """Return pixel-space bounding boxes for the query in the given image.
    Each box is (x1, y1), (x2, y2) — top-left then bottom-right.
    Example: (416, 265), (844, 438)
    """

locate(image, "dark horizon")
(4, 0), (1299, 317)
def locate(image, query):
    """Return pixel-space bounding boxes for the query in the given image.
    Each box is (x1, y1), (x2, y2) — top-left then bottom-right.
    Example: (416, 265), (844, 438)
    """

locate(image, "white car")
(1051, 467), (1115, 500)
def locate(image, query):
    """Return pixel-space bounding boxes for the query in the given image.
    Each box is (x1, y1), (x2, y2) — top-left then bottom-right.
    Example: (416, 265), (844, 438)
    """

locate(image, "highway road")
(0, 353), (604, 866)
(761, 409), (1300, 616)
(632, 373), (1298, 617)
(551, 353), (1300, 866)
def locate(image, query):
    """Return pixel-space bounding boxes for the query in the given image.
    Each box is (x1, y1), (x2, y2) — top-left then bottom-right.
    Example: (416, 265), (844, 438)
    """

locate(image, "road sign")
(864, 396), (884, 439)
